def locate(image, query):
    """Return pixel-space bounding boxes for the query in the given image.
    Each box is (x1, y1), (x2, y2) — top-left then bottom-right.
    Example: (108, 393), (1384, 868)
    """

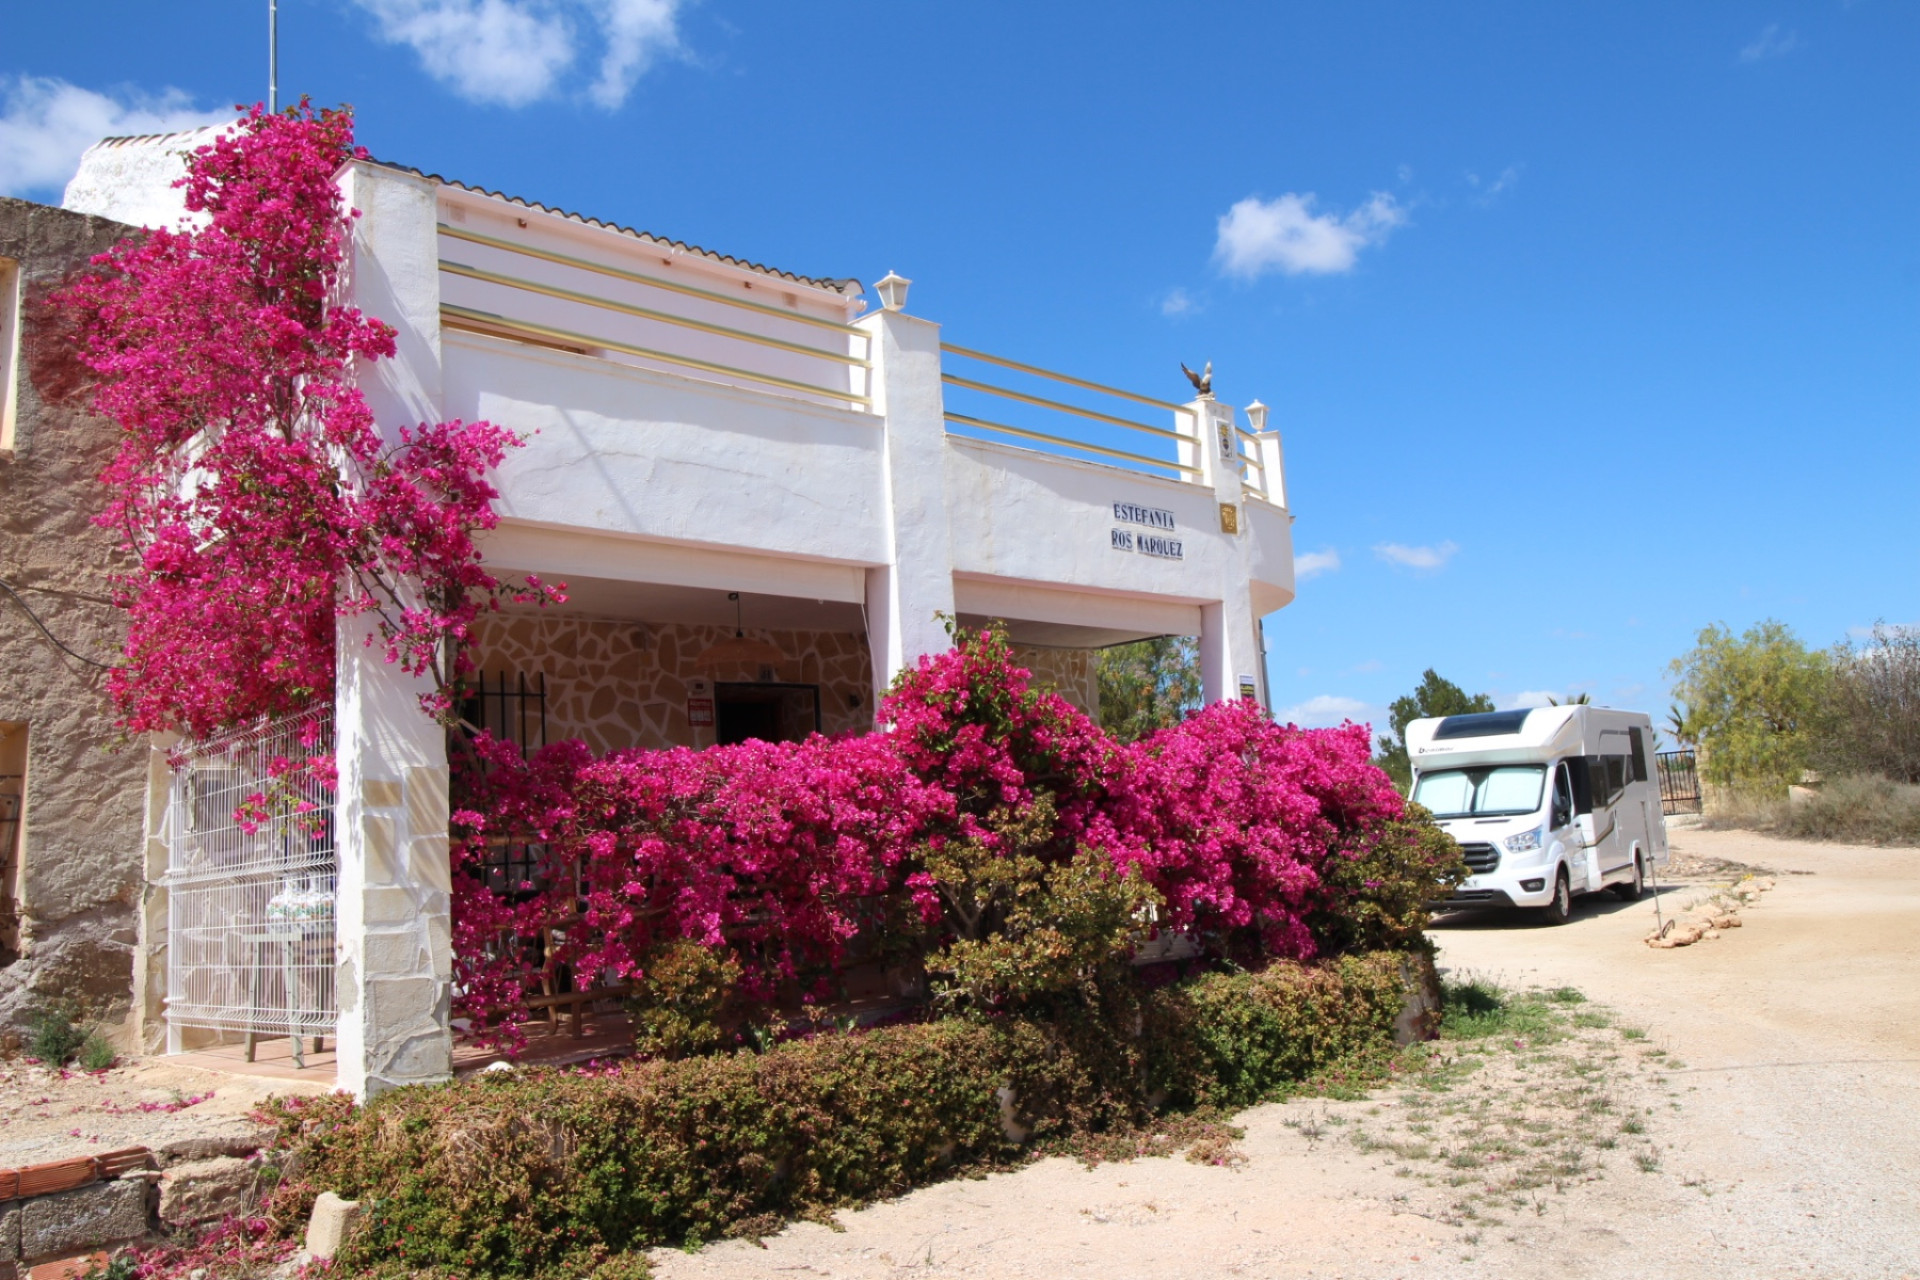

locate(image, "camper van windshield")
(1412, 766), (1547, 818)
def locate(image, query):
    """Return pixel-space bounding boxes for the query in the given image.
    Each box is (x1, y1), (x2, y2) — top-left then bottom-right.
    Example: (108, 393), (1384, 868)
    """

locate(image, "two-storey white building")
(67, 133), (1297, 1095)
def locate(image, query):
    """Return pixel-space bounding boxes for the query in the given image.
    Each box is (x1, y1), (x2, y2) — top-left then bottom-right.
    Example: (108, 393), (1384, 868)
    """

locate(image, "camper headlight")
(1503, 828), (1544, 856)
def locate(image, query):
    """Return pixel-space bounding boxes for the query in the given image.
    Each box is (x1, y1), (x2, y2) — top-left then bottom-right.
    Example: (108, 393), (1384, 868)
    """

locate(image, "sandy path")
(648, 826), (1920, 1280)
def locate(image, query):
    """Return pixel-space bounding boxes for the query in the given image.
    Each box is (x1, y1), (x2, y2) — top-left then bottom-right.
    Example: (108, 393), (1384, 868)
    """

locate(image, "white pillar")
(331, 158), (453, 1098)
(857, 293), (957, 699)
(332, 613), (452, 1099)
(1186, 397), (1266, 709)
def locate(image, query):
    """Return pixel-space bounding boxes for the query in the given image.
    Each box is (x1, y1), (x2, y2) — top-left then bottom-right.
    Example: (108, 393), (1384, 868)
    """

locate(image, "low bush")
(269, 952), (1423, 1279)
(1784, 774), (1920, 846)
(25, 1002), (88, 1066)
(1705, 773), (1920, 847)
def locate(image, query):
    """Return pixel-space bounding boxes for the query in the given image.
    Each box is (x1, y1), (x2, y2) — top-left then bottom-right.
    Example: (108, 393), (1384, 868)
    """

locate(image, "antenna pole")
(268, 0), (279, 113)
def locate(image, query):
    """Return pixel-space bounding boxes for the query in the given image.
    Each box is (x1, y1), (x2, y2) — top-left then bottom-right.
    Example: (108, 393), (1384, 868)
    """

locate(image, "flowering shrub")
(1111, 703), (1414, 957)
(450, 626), (1463, 1048)
(53, 101), (555, 738)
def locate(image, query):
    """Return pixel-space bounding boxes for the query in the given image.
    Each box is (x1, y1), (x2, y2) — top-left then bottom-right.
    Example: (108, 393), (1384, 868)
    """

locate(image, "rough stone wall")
(1011, 645), (1100, 719)
(0, 197), (146, 1036)
(465, 614), (875, 752)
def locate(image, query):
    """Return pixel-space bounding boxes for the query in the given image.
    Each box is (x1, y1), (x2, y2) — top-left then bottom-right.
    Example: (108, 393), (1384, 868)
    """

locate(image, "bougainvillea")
(53, 101), (555, 738)
(1110, 703), (1410, 957)
(449, 627), (1460, 1051)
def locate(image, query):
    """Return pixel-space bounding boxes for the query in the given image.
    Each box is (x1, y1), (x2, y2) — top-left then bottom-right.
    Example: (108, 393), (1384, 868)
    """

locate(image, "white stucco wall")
(61, 128), (229, 229)
(446, 334), (888, 565)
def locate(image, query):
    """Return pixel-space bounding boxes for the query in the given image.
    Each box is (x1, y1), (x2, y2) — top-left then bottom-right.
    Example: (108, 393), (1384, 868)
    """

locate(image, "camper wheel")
(1539, 866), (1573, 926)
(1613, 852), (1646, 902)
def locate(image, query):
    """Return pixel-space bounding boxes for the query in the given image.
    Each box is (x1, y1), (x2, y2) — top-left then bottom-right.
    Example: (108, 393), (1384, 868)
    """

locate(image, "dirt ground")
(647, 825), (1920, 1280)
(0, 1049), (333, 1168)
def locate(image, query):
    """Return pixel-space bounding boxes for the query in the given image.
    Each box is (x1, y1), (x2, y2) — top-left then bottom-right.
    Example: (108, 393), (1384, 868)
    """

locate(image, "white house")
(66, 135), (1298, 1096)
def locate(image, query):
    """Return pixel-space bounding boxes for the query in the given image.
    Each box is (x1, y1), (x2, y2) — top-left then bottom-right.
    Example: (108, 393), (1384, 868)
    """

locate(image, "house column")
(1187, 396), (1266, 708)
(331, 158), (453, 1098)
(332, 613), (452, 1099)
(857, 279), (957, 702)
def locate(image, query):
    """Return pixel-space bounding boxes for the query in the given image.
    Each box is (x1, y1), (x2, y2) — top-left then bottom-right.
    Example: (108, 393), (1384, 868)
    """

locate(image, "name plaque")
(1112, 502), (1176, 531)
(1110, 502), (1183, 559)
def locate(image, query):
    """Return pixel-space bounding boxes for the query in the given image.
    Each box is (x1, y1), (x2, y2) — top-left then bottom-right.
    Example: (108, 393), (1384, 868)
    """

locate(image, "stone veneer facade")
(0, 197), (148, 1040)
(465, 614), (877, 752)
(463, 613), (1101, 752)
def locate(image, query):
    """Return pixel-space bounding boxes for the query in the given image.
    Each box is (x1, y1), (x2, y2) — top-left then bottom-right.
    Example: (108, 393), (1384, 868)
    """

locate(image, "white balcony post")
(1254, 431), (1286, 509)
(1188, 397), (1265, 710)
(857, 281), (957, 702)
(332, 611), (453, 1099)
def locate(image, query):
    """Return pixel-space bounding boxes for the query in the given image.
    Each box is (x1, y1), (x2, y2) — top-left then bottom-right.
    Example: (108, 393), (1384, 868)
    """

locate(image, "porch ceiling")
(956, 615), (1171, 650)
(494, 571), (866, 632)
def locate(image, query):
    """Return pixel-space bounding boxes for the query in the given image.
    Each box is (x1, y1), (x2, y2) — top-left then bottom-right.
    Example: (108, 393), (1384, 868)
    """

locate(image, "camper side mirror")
(1552, 797), (1571, 829)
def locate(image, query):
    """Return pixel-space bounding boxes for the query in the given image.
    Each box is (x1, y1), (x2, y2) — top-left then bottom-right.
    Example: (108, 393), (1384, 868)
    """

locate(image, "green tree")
(1668, 621), (1832, 790)
(1374, 669), (1495, 790)
(1097, 636), (1202, 742)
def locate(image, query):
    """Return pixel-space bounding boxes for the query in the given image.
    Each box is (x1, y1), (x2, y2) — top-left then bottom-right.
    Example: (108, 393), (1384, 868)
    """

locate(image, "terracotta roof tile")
(377, 160), (861, 297)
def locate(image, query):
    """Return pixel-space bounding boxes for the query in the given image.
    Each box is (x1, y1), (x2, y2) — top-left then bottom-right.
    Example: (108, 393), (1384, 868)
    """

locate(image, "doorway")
(715, 683), (821, 745)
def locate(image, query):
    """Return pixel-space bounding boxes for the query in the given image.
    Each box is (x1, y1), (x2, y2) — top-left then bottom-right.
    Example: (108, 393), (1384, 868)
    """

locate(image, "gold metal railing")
(939, 344), (1201, 480)
(436, 223), (870, 406)
(1235, 427), (1273, 502)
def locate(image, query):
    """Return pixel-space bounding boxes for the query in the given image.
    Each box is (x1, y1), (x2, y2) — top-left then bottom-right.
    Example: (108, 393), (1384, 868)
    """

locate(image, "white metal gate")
(164, 706), (336, 1065)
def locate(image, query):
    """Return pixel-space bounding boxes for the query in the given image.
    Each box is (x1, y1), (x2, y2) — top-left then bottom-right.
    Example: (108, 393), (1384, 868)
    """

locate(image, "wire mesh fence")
(164, 705), (336, 1062)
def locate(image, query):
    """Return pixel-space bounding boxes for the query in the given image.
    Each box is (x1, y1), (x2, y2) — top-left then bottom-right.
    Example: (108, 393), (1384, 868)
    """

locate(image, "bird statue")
(1181, 360), (1213, 397)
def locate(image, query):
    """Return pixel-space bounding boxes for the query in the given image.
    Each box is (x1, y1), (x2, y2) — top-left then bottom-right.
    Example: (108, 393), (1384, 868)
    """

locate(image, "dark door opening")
(715, 683), (821, 745)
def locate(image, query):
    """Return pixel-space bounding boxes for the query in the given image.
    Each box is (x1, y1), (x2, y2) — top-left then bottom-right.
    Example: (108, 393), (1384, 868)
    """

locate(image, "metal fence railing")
(164, 705), (335, 1065)
(939, 343), (1202, 482)
(436, 223), (872, 410)
(1656, 748), (1703, 816)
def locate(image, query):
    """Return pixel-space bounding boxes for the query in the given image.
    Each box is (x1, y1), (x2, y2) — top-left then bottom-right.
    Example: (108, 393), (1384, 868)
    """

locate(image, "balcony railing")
(938, 344), (1201, 481)
(436, 223), (872, 410)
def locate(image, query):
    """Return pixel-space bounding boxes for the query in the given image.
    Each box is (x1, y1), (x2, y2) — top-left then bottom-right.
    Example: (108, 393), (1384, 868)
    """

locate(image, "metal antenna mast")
(268, 0), (279, 112)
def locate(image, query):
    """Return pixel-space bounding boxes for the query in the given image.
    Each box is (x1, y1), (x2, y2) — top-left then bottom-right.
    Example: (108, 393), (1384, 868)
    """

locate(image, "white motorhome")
(1405, 706), (1670, 924)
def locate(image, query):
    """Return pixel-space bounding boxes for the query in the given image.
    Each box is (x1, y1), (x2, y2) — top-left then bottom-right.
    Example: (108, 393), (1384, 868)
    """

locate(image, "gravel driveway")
(649, 825), (1920, 1280)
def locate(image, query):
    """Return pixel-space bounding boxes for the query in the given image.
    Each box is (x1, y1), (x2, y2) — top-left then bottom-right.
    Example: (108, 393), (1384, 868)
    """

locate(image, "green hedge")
(272, 951), (1426, 1279)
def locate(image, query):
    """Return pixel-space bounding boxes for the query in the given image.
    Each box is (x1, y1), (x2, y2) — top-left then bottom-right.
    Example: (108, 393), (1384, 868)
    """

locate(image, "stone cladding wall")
(463, 618), (1103, 751)
(465, 614), (876, 752)
(1011, 645), (1100, 719)
(0, 197), (146, 1038)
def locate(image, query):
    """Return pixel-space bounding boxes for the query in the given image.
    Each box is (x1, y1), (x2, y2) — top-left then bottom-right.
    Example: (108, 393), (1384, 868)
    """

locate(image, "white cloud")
(353, 0), (681, 108)
(0, 76), (229, 198)
(588, 0), (682, 108)
(1160, 286), (1196, 317)
(1213, 191), (1407, 279)
(1466, 164), (1522, 206)
(1293, 547), (1341, 581)
(1507, 690), (1559, 709)
(1740, 24), (1800, 62)
(1373, 540), (1459, 571)
(1277, 694), (1381, 730)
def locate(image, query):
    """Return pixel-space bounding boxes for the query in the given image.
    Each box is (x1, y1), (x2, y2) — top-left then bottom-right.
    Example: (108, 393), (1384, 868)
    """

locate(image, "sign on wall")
(687, 677), (715, 728)
(1238, 674), (1259, 701)
(1110, 502), (1184, 560)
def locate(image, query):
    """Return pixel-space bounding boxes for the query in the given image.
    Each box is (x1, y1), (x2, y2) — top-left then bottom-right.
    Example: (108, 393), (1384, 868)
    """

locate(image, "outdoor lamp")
(695, 592), (788, 677)
(1245, 400), (1269, 433)
(875, 271), (911, 312)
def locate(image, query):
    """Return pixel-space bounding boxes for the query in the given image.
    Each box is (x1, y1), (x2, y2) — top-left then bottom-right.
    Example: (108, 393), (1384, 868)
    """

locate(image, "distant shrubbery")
(1672, 621), (1920, 844)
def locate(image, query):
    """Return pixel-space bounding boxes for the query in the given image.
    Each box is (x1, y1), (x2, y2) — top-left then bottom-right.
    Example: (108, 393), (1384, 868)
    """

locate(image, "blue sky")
(5, 1), (1915, 736)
